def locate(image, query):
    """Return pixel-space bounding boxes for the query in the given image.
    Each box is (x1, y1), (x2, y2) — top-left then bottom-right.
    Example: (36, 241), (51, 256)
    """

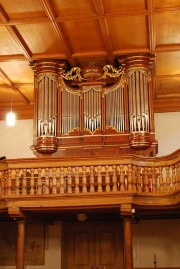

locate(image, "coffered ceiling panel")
(107, 15), (148, 51)
(0, 27), (23, 55)
(102, 0), (147, 13)
(16, 23), (65, 55)
(0, 0), (46, 19)
(0, 0), (180, 119)
(61, 20), (105, 54)
(52, 0), (96, 17)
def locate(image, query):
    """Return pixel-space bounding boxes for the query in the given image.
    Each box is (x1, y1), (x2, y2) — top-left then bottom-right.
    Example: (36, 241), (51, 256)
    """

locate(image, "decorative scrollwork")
(61, 64), (123, 81)
(61, 67), (84, 81)
(101, 65), (123, 79)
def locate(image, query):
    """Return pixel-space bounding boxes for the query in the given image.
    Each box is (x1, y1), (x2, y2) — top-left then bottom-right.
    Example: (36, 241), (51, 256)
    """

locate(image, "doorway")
(64, 220), (124, 269)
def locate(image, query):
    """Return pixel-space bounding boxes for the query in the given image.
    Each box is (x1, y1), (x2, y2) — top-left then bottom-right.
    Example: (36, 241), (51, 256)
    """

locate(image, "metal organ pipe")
(128, 69), (150, 133)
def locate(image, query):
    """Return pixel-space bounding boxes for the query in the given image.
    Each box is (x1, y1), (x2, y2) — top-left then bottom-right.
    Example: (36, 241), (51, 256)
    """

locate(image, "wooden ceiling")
(0, 0), (180, 120)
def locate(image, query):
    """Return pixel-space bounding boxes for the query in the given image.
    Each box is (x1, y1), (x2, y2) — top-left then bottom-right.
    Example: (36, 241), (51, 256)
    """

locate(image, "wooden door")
(65, 220), (124, 269)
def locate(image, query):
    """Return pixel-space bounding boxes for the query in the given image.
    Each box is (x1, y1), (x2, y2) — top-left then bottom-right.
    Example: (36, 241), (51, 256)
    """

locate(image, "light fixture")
(77, 213), (87, 222)
(6, 97), (16, 126)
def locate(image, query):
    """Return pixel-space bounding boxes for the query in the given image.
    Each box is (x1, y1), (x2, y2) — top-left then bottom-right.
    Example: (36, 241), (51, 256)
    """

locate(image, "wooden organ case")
(31, 55), (158, 158)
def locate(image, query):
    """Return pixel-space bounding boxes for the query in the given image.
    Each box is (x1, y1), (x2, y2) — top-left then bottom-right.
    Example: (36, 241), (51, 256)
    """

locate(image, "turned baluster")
(7, 169), (12, 196)
(158, 167), (164, 192)
(171, 165), (175, 190)
(131, 166), (136, 191)
(151, 167), (156, 193)
(165, 166), (171, 191)
(137, 166), (142, 192)
(90, 166), (95, 192)
(15, 169), (20, 195)
(1, 170), (5, 195)
(97, 166), (102, 192)
(144, 167), (149, 192)
(44, 168), (49, 194)
(52, 167), (57, 194)
(112, 165), (117, 191)
(82, 166), (87, 193)
(119, 165), (125, 191)
(37, 168), (42, 194)
(105, 165), (110, 192)
(22, 169), (27, 195)
(127, 165), (132, 191)
(60, 167), (65, 193)
(30, 168), (35, 195)
(74, 166), (80, 193)
(67, 167), (72, 193)
(175, 163), (180, 190)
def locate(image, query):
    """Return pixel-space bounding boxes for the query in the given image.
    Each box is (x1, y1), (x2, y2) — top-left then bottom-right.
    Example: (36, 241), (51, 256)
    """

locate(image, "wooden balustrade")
(0, 150), (180, 199)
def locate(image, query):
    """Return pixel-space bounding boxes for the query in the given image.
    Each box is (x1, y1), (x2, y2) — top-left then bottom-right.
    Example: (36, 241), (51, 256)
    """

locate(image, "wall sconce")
(6, 98), (16, 126)
(77, 213), (87, 222)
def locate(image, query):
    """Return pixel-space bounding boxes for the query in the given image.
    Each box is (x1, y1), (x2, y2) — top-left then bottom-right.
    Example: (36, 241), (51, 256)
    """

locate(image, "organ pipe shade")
(37, 74), (58, 137)
(61, 89), (80, 134)
(128, 69), (150, 132)
(106, 86), (124, 132)
(83, 87), (102, 132)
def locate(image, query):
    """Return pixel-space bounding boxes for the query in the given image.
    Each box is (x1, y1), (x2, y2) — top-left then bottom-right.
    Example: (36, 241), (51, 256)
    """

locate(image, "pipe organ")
(31, 55), (158, 157)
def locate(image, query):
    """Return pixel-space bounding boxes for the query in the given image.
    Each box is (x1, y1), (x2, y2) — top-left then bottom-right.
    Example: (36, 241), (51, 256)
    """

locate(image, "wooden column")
(123, 218), (133, 269)
(16, 221), (25, 269)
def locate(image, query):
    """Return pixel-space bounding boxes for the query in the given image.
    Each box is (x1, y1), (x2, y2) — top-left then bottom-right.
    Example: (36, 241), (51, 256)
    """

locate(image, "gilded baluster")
(97, 166), (102, 192)
(119, 165), (125, 191)
(67, 167), (72, 193)
(165, 166), (171, 191)
(90, 166), (95, 192)
(52, 167), (57, 194)
(60, 167), (65, 193)
(44, 168), (49, 194)
(30, 168), (35, 195)
(105, 165), (110, 192)
(22, 169), (27, 195)
(74, 166), (80, 193)
(82, 166), (87, 193)
(15, 169), (20, 195)
(37, 168), (42, 194)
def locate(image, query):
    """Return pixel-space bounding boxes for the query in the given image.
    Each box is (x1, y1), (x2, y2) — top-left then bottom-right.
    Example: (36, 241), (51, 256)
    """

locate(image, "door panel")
(65, 221), (124, 269)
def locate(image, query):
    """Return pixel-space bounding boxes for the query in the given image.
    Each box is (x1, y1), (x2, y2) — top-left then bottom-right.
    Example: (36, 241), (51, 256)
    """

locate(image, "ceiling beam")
(92, 0), (114, 64)
(147, 0), (156, 52)
(0, 4), (32, 62)
(0, 68), (30, 105)
(41, 0), (76, 67)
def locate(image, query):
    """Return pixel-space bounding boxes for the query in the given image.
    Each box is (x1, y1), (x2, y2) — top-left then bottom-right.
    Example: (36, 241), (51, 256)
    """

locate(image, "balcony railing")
(0, 150), (179, 199)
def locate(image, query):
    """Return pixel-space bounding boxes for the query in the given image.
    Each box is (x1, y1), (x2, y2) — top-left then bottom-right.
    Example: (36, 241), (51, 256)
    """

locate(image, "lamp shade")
(6, 111), (16, 126)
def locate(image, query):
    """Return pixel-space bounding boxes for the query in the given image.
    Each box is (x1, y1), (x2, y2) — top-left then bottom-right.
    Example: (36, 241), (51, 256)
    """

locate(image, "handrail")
(0, 150), (180, 198)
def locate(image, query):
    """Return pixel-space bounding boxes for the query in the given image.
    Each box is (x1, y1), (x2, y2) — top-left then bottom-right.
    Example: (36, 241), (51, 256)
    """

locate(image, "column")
(123, 218), (133, 269)
(16, 221), (25, 269)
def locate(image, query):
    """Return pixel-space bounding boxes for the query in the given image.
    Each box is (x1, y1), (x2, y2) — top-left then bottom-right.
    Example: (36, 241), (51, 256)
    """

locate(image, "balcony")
(0, 149), (179, 221)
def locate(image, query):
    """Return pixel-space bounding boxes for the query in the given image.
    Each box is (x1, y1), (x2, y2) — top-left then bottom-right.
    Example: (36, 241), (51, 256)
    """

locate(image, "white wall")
(154, 112), (180, 156)
(133, 219), (180, 268)
(0, 120), (34, 159)
(0, 112), (180, 158)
